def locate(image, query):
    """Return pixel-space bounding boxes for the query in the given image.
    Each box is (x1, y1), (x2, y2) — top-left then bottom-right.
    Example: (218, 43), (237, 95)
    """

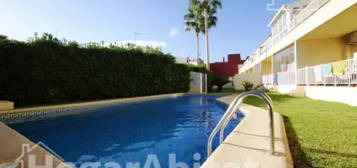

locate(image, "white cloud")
(168, 28), (179, 37)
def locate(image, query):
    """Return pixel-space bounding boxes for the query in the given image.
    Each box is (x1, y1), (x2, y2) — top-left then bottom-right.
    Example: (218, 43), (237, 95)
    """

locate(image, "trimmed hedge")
(186, 64), (207, 73)
(0, 34), (190, 106)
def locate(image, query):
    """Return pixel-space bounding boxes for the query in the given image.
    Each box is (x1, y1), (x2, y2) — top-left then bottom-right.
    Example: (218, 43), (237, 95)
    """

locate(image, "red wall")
(210, 54), (244, 77)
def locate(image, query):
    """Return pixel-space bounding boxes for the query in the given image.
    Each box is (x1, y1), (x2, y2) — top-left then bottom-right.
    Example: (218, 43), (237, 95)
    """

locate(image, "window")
(273, 45), (295, 73)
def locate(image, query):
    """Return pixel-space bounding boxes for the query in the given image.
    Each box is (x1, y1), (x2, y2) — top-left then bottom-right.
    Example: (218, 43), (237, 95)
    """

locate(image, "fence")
(297, 58), (357, 86)
(262, 74), (274, 85)
(277, 71), (296, 86)
(262, 71), (296, 86)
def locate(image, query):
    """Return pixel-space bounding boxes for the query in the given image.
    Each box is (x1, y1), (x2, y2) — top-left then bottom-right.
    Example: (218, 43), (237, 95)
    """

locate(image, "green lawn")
(213, 89), (357, 168)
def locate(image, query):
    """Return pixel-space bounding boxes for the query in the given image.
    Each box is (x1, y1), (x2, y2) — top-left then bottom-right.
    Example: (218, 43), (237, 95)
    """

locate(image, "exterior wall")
(245, 68), (253, 74)
(296, 38), (345, 68)
(237, 0), (357, 106)
(233, 73), (262, 90)
(210, 54), (244, 77)
(189, 72), (204, 93)
(267, 0), (356, 58)
(262, 60), (272, 75)
(276, 85), (297, 94)
(240, 0), (356, 74)
(253, 63), (262, 74)
(305, 86), (357, 106)
(347, 45), (357, 59)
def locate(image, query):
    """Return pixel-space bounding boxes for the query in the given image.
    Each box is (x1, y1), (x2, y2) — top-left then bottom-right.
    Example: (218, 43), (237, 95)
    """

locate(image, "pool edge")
(0, 93), (188, 167)
(0, 122), (71, 167)
(0, 93), (186, 115)
(200, 94), (294, 168)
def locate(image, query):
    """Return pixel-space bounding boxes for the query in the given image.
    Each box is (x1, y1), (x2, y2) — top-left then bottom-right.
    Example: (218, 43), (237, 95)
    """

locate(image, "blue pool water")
(9, 95), (242, 167)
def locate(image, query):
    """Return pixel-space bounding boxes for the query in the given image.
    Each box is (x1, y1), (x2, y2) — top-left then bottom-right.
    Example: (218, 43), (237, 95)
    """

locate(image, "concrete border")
(305, 86), (357, 106)
(201, 94), (293, 168)
(0, 122), (71, 167)
(0, 93), (185, 115)
(0, 93), (293, 168)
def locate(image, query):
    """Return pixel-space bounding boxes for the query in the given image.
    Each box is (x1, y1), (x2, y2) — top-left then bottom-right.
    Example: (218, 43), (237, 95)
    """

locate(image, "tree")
(0, 35), (8, 40)
(201, 0), (221, 70)
(184, 0), (221, 93)
(208, 72), (229, 92)
(184, 0), (204, 61)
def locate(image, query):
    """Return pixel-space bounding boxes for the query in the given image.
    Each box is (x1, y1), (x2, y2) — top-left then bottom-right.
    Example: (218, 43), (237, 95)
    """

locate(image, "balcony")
(263, 71), (296, 86)
(241, 0), (333, 74)
(297, 58), (357, 86)
(262, 58), (357, 88)
(270, 0), (331, 46)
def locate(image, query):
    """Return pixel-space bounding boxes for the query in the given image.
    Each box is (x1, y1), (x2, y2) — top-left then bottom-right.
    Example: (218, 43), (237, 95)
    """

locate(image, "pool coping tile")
(200, 94), (294, 168)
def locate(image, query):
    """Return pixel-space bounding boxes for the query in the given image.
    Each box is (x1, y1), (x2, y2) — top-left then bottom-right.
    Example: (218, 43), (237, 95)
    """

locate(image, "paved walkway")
(201, 94), (293, 168)
(0, 122), (70, 168)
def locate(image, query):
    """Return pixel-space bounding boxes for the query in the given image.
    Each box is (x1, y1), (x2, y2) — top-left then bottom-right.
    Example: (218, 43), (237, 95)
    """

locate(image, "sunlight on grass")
(213, 89), (357, 168)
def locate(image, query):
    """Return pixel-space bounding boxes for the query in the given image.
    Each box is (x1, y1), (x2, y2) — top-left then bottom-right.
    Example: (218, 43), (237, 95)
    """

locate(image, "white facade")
(237, 0), (357, 105)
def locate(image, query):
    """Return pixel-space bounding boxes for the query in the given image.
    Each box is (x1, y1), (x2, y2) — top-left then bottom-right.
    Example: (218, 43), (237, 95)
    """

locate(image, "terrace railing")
(277, 71), (296, 86)
(262, 74), (274, 87)
(241, 0), (331, 74)
(263, 71), (296, 87)
(273, 0), (331, 45)
(293, 0), (330, 28)
(297, 58), (357, 86)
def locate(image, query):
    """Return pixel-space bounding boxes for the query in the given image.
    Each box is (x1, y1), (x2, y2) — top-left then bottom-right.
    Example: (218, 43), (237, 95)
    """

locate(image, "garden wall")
(233, 72), (262, 90)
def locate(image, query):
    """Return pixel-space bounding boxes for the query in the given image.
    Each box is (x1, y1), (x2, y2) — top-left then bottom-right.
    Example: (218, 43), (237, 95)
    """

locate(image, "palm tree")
(184, 0), (204, 61)
(185, 0), (221, 93)
(201, 0), (221, 70)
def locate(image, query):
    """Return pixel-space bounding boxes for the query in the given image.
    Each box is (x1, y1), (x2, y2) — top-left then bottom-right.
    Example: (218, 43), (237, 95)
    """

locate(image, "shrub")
(208, 72), (230, 92)
(242, 81), (254, 91)
(0, 33), (190, 106)
(186, 64), (207, 73)
(253, 84), (263, 90)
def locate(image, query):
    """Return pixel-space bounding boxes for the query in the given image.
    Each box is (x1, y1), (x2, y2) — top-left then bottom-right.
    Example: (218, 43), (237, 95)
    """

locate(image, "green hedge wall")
(0, 34), (190, 106)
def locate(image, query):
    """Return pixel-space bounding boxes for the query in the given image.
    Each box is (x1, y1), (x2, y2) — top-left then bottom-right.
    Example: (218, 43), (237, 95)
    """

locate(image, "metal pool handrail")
(207, 90), (275, 157)
(219, 91), (273, 144)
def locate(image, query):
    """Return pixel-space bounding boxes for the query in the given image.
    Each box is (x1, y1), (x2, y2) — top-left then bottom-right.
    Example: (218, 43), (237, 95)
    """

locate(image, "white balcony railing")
(262, 71), (296, 86)
(272, 0), (331, 45)
(262, 74), (274, 88)
(294, 0), (330, 28)
(241, 0), (331, 74)
(297, 58), (357, 86)
(277, 71), (296, 86)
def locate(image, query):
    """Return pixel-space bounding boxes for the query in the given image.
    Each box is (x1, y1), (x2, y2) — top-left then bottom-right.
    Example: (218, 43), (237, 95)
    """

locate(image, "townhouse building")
(236, 0), (357, 105)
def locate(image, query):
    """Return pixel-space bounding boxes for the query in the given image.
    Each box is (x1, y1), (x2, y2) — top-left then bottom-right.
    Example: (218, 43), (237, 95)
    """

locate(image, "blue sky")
(0, 0), (293, 62)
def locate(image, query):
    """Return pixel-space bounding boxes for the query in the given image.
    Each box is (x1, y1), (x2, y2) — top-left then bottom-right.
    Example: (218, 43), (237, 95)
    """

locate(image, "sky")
(0, 0), (294, 62)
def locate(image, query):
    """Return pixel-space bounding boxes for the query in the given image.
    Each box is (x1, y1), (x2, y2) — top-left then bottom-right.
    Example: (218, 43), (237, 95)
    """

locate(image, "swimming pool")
(8, 95), (243, 167)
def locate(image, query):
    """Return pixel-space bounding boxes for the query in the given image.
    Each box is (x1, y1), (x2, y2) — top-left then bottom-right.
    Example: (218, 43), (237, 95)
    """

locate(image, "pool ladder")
(207, 90), (275, 157)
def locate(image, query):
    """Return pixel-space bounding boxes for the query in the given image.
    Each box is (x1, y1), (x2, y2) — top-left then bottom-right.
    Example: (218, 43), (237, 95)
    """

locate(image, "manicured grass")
(213, 89), (357, 168)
